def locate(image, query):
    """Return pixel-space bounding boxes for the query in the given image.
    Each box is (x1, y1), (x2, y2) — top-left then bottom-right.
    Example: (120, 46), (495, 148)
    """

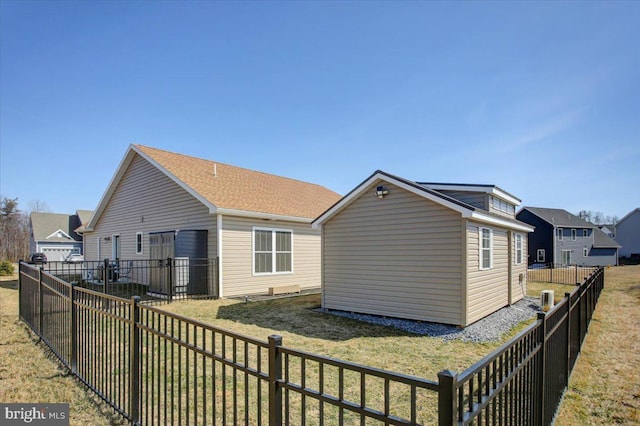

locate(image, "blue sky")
(1, 1), (638, 220)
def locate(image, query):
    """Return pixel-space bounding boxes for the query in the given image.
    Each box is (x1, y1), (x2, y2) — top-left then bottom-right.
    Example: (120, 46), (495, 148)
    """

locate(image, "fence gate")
(149, 232), (174, 295)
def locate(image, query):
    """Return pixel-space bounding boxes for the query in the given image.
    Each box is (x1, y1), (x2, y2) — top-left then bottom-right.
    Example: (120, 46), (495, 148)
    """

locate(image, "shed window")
(480, 227), (493, 270)
(253, 228), (292, 275)
(136, 232), (143, 254)
(515, 234), (523, 265)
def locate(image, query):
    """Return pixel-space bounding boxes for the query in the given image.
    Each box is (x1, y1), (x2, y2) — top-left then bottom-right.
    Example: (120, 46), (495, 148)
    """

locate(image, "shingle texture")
(30, 212), (82, 242)
(136, 145), (342, 220)
(521, 206), (620, 248)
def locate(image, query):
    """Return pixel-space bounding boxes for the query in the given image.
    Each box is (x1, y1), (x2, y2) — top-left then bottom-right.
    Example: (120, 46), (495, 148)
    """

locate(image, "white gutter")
(214, 208), (312, 224)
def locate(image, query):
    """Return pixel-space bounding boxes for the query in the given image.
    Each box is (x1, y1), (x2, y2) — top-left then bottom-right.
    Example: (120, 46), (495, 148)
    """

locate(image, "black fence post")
(38, 266), (44, 337)
(269, 334), (283, 426)
(438, 370), (458, 425)
(537, 312), (547, 425)
(130, 296), (141, 424)
(215, 256), (221, 299)
(70, 282), (77, 375)
(564, 292), (572, 382)
(167, 257), (173, 301)
(18, 261), (23, 320)
(103, 259), (110, 293)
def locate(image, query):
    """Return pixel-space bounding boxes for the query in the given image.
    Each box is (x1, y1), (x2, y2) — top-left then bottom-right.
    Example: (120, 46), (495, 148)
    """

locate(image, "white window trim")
(583, 246), (588, 257)
(557, 228), (563, 241)
(571, 229), (577, 241)
(583, 229), (588, 238)
(515, 234), (523, 265)
(537, 249), (545, 263)
(252, 227), (294, 276)
(112, 234), (120, 260)
(479, 227), (493, 270)
(136, 232), (143, 254)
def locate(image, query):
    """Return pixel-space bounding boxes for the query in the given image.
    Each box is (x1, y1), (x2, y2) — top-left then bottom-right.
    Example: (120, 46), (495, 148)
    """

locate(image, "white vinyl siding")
(321, 182), (464, 325)
(83, 154), (217, 262)
(510, 232), (527, 304)
(222, 217), (321, 297)
(467, 224), (509, 324)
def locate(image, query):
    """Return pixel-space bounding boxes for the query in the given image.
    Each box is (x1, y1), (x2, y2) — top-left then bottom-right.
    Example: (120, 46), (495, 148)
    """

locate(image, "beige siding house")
(84, 145), (341, 298)
(313, 171), (533, 327)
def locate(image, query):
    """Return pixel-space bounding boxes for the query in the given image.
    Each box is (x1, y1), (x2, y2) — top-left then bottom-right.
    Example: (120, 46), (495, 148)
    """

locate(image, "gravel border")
(318, 296), (541, 343)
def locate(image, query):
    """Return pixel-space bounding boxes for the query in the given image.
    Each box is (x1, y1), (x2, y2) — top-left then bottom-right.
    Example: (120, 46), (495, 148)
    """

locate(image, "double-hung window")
(480, 227), (493, 270)
(253, 227), (293, 275)
(557, 228), (563, 241)
(515, 234), (523, 265)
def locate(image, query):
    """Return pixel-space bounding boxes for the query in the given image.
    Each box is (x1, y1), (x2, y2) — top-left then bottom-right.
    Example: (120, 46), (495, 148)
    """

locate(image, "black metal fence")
(527, 263), (598, 285)
(40, 258), (218, 303)
(438, 267), (605, 425)
(19, 262), (604, 425)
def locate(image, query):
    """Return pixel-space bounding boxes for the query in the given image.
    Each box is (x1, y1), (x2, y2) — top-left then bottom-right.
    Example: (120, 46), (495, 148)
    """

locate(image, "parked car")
(64, 253), (84, 263)
(29, 253), (47, 264)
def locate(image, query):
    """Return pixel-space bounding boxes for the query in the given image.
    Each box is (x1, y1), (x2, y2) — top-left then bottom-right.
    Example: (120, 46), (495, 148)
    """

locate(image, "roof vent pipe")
(214, 163), (217, 177)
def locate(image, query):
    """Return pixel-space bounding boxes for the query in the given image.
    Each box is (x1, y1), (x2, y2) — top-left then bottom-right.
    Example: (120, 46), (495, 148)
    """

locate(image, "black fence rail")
(18, 262), (605, 425)
(438, 267), (605, 425)
(40, 258), (219, 303)
(527, 263), (598, 285)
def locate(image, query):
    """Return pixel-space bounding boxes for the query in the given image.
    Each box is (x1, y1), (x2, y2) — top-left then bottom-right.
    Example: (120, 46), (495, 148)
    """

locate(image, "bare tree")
(577, 210), (592, 222)
(28, 199), (50, 213)
(0, 196), (30, 261)
(576, 210), (618, 225)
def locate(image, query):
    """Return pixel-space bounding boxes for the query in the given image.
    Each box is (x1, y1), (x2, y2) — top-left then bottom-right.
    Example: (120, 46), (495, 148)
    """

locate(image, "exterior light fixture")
(376, 185), (389, 199)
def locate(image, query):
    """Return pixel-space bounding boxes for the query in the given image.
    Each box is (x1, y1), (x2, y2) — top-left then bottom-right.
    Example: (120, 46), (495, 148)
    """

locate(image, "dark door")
(149, 232), (175, 294)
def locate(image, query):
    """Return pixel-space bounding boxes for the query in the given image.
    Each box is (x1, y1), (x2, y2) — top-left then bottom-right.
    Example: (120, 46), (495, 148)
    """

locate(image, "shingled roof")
(520, 206), (620, 248)
(88, 145), (342, 228)
(30, 212), (82, 242)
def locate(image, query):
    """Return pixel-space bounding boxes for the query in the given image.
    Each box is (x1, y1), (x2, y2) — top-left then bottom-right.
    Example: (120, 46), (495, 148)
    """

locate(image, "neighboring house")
(516, 207), (619, 267)
(599, 224), (616, 239)
(615, 208), (640, 258)
(83, 144), (341, 298)
(30, 211), (90, 260)
(312, 171), (534, 327)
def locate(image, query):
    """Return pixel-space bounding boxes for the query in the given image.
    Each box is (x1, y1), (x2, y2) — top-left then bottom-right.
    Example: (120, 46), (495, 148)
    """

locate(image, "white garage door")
(41, 247), (74, 262)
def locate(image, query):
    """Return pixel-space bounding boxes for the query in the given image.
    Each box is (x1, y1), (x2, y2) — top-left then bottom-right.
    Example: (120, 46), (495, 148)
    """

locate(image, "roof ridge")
(135, 144), (334, 190)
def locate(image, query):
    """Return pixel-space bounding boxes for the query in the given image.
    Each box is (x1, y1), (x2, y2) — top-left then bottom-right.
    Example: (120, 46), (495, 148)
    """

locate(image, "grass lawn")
(0, 267), (125, 426)
(554, 265), (640, 425)
(2, 264), (637, 424)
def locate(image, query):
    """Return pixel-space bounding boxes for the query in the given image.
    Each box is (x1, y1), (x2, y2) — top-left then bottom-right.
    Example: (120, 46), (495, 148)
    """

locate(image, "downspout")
(508, 231), (513, 305)
(217, 214), (224, 298)
(461, 219), (468, 326)
(319, 224), (325, 309)
(552, 219), (556, 266)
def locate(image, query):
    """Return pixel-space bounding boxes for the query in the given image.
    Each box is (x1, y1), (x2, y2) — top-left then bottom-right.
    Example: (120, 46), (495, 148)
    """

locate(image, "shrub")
(0, 261), (15, 276)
